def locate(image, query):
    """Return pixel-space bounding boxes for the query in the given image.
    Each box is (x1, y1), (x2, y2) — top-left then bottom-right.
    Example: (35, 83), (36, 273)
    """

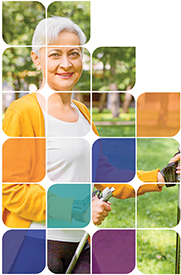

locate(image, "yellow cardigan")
(2, 93), (161, 228)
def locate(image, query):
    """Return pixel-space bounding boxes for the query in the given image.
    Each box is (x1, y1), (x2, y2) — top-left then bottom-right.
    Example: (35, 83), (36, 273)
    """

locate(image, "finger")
(98, 216), (105, 222)
(103, 202), (112, 211)
(102, 211), (109, 218)
(96, 220), (102, 225)
(169, 153), (180, 163)
(176, 165), (181, 174)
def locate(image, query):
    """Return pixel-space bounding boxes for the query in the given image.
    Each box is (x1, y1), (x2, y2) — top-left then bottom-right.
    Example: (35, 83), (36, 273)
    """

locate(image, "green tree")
(92, 47), (135, 91)
(3, 1), (45, 45)
(2, 47), (41, 91)
(47, 1), (90, 42)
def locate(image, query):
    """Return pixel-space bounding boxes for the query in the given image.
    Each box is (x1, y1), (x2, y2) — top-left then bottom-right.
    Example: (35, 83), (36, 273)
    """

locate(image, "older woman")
(2, 16), (180, 274)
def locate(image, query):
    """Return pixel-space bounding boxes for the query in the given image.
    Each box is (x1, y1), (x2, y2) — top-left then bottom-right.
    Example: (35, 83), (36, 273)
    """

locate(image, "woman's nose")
(59, 55), (72, 69)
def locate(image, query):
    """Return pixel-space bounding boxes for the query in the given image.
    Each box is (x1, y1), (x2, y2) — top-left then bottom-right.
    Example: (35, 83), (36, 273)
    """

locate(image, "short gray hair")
(32, 16), (86, 55)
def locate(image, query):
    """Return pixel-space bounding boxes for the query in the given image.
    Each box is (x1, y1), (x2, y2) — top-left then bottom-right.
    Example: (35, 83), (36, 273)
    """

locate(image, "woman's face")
(38, 31), (83, 91)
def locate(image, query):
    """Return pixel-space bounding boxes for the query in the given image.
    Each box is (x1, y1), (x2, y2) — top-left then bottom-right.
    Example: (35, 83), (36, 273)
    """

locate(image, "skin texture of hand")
(92, 196), (112, 225)
(157, 153), (180, 184)
(169, 153), (180, 175)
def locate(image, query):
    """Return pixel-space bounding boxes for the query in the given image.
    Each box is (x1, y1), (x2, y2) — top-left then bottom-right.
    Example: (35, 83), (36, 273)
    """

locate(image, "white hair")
(32, 16), (86, 56)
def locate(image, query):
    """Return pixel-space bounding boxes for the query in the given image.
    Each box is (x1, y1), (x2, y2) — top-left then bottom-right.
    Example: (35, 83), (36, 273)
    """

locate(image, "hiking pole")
(175, 145), (180, 274)
(161, 146), (180, 273)
(65, 231), (89, 274)
(175, 184), (180, 274)
(65, 186), (115, 274)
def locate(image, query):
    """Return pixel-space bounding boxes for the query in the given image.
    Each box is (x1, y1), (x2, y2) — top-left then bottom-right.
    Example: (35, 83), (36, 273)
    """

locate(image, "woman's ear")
(31, 51), (41, 70)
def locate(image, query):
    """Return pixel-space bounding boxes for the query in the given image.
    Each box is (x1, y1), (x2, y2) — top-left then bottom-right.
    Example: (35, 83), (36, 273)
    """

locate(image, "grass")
(137, 230), (176, 274)
(137, 187), (178, 228)
(97, 196), (135, 228)
(95, 124), (135, 137)
(92, 107), (135, 137)
(92, 107), (135, 122)
(137, 138), (179, 171)
(137, 138), (179, 228)
(137, 138), (179, 273)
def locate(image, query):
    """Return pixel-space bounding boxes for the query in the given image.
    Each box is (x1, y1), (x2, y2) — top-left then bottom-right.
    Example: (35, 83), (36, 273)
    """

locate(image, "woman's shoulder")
(72, 99), (99, 136)
(8, 93), (39, 114)
(72, 99), (90, 115)
(3, 92), (45, 137)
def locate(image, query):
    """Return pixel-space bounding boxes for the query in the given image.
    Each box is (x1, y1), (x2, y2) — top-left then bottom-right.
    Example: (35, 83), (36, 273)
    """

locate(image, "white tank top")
(30, 102), (91, 241)
(46, 102), (90, 137)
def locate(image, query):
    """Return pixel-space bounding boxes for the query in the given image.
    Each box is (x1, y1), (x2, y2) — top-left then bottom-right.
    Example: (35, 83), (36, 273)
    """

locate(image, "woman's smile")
(56, 72), (74, 79)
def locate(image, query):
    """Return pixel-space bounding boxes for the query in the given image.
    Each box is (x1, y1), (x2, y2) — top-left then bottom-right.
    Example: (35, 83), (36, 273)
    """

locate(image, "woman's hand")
(171, 153), (180, 176)
(157, 153), (180, 183)
(168, 153), (180, 165)
(176, 163), (181, 175)
(92, 196), (112, 225)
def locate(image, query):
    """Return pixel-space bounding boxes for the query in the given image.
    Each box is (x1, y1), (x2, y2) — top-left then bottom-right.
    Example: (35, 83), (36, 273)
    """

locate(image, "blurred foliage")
(3, 1), (90, 44)
(92, 47), (135, 91)
(2, 47), (41, 91)
(47, 1), (90, 42)
(3, 1), (45, 45)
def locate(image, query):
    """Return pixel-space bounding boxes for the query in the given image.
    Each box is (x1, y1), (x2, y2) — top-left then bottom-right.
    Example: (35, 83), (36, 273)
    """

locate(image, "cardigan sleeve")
(2, 184), (46, 222)
(2, 138), (45, 183)
(137, 169), (160, 182)
(3, 109), (22, 137)
(2, 93), (45, 137)
(94, 184), (135, 199)
(94, 183), (162, 200)
(137, 183), (162, 195)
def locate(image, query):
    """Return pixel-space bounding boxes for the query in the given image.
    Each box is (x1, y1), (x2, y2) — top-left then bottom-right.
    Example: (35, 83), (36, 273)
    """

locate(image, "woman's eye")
(69, 52), (80, 57)
(50, 53), (61, 58)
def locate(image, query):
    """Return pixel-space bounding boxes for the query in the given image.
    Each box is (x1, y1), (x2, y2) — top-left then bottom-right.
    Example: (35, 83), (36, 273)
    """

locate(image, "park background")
(1, 0), (181, 275)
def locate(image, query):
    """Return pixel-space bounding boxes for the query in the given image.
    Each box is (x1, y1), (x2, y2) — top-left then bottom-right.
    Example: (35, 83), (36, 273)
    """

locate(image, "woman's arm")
(3, 138), (45, 183)
(95, 154), (135, 182)
(3, 109), (22, 136)
(2, 184), (46, 223)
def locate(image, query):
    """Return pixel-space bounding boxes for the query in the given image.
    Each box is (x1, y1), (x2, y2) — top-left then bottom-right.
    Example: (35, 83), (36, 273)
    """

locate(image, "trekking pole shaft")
(65, 232), (89, 274)
(175, 184), (180, 274)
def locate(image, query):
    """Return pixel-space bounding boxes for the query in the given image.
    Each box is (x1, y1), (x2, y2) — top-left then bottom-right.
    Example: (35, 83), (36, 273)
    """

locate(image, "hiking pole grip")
(164, 146), (180, 187)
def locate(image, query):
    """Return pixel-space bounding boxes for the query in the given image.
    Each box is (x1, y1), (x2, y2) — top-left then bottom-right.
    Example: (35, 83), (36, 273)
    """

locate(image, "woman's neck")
(48, 93), (72, 107)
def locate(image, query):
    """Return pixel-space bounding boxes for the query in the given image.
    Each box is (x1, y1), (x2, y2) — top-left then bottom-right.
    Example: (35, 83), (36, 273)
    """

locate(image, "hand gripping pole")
(65, 186), (115, 273)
